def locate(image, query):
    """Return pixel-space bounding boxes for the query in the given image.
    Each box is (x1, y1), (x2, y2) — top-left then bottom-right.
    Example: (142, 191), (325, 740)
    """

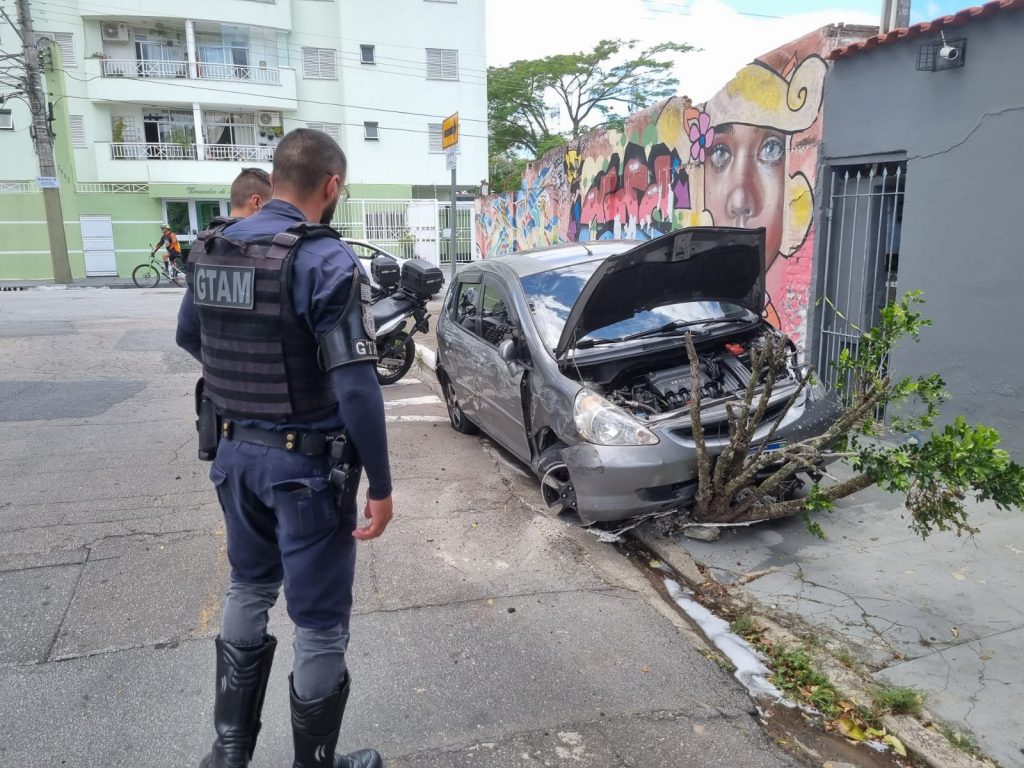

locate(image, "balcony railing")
(205, 144), (275, 162)
(196, 62), (280, 84)
(110, 142), (274, 162)
(102, 58), (189, 79)
(111, 142), (198, 160)
(101, 58), (281, 85)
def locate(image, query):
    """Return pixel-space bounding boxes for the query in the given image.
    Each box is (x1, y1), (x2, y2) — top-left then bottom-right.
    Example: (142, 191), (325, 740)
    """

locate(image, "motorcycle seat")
(371, 294), (416, 329)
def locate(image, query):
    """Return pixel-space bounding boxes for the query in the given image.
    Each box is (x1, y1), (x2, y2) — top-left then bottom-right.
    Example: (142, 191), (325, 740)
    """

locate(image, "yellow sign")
(441, 113), (459, 149)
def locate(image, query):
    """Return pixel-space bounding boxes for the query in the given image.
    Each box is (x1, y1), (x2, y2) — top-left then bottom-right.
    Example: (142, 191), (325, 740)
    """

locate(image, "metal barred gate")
(816, 162), (907, 397)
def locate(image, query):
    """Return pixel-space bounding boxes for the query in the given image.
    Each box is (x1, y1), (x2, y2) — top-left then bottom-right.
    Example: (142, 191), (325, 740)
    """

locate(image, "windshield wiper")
(620, 316), (756, 342)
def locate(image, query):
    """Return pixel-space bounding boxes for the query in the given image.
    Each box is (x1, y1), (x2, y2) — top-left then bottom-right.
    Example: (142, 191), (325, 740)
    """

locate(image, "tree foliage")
(487, 39), (693, 193)
(683, 292), (1024, 538)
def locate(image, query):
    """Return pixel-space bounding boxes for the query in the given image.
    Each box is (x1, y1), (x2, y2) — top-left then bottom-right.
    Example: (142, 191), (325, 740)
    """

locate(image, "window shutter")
(305, 122), (341, 143)
(69, 115), (86, 148)
(302, 47), (336, 80)
(425, 48), (458, 80)
(428, 123), (442, 153)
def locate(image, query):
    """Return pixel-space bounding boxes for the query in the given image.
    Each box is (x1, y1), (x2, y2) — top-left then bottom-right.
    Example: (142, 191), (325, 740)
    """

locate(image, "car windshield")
(520, 261), (752, 351)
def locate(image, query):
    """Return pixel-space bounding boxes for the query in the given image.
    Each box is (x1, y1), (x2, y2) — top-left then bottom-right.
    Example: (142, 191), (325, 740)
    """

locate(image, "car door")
(441, 273), (485, 423)
(473, 277), (531, 461)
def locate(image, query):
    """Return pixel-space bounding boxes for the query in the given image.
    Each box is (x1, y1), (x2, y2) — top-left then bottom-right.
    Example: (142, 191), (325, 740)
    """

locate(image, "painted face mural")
(474, 29), (836, 345)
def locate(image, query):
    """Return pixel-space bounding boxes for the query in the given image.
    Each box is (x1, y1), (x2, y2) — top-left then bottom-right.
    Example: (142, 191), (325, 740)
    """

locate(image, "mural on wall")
(476, 27), (839, 343)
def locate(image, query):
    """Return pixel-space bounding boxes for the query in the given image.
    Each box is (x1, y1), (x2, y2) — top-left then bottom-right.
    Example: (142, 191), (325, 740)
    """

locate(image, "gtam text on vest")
(194, 265), (256, 310)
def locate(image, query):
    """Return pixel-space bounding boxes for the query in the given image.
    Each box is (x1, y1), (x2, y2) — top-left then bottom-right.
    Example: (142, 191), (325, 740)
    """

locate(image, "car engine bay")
(583, 334), (798, 421)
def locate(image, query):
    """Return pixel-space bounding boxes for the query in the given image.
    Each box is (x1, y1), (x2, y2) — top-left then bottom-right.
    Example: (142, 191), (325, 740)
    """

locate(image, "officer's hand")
(354, 493), (393, 540)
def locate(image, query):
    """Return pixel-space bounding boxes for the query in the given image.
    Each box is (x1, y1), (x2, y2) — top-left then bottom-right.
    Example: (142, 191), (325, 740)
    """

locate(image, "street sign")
(37, 176), (60, 189)
(441, 113), (459, 149)
(445, 147), (457, 171)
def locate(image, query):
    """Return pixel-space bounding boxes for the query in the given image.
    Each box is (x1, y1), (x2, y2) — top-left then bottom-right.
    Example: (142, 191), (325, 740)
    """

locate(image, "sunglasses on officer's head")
(325, 170), (350, 204)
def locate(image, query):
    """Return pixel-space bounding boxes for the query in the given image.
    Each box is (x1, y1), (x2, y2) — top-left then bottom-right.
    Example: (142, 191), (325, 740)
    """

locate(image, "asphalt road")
(0, 287), (800, 767)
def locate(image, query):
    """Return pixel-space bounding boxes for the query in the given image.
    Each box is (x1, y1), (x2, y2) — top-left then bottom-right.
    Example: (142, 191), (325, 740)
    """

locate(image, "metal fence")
(816, 162), (906, 396)
(330, 199), (478, 267)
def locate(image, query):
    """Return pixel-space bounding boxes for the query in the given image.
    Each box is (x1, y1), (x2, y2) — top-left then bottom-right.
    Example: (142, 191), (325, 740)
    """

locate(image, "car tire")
(537, 444), (578, 516)
(439, 372), (478, 435)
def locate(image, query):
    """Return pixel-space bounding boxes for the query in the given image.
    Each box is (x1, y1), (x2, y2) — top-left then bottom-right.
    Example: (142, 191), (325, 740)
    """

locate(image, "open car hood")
(555, 227), (766, 359)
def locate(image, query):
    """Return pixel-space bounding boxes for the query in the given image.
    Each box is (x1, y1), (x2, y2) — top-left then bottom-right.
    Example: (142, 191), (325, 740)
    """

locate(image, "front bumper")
(559, 392), (842, 524)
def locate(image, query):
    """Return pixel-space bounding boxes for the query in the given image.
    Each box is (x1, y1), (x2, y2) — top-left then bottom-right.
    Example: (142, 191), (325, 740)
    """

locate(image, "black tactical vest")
(186, 221), (339, 422)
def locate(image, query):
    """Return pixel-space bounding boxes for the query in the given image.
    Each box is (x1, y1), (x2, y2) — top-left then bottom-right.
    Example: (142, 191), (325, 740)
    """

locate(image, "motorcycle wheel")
(376, 334), (416, 386)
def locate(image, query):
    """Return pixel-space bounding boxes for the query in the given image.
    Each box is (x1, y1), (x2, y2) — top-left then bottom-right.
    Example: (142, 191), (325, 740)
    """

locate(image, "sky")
(486, 0), (970, 104)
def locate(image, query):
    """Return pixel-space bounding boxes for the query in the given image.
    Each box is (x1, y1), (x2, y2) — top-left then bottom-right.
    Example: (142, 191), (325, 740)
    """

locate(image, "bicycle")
(132, 245), (185, 288)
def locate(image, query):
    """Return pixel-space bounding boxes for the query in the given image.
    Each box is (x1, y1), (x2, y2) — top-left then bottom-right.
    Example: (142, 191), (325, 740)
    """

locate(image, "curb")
(632, 526), (995, 768)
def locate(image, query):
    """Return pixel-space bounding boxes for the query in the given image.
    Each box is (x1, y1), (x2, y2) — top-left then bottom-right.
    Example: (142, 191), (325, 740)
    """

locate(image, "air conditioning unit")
(258, 111), (282, 128)
(101, 22), (130, 42)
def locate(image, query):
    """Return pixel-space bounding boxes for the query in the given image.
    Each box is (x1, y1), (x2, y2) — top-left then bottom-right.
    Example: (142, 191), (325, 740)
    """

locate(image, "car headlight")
(573, 390), (659, 446)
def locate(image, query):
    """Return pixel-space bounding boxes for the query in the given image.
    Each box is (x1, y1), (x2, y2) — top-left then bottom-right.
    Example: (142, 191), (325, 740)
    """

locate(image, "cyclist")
(153, 225), (184, 276)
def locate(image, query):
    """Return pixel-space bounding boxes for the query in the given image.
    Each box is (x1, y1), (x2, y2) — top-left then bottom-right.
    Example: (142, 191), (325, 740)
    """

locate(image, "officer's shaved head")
(272, 128), (347, 196)
(230, 167), (272, 218)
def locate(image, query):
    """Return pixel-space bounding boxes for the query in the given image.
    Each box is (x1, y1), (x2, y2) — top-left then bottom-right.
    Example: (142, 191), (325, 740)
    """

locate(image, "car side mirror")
(498, 339), (517, 364)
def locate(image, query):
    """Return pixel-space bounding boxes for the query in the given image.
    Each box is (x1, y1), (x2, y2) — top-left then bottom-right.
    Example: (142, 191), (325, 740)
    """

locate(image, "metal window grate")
(425, 48), (458, 80)
(69, 115), (86, 148)
(301, 47), (336, 80)
(816, 162), (906, 400)
(917, 37), (966, 71)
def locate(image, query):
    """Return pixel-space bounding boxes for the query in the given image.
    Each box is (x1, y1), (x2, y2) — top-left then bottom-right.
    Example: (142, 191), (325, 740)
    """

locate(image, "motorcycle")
(369, 256), (444, 386)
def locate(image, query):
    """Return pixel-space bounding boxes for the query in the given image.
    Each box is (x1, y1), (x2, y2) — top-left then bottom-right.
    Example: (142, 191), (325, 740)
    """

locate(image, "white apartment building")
(0, 0), (487, 280)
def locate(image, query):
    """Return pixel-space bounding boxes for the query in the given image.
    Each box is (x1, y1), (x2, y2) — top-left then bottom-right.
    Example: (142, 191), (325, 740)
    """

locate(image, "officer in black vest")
(176, 128), (392, 768)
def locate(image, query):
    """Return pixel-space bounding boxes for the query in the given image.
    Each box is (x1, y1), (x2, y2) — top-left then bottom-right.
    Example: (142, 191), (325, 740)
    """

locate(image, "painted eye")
(709, 144), (732, 170)
(758, 136), (785, 167)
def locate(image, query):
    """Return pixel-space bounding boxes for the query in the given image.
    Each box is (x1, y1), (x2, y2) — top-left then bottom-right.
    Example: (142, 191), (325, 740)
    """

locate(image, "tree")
(681, 292), (1024, 539)
(487, 38), (693, 192)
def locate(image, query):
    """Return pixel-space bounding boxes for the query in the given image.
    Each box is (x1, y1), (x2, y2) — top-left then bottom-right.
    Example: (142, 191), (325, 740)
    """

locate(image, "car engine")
(601, 339), (794, 419)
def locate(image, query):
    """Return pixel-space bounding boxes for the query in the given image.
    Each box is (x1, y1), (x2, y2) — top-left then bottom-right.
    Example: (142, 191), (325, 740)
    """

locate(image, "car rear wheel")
(537, 445), (577, 516)
(440, 373), (478, 435)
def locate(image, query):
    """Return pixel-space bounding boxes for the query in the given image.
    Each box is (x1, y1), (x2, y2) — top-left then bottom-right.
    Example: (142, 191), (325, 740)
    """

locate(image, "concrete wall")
(474, 26), (871, 347)
(818, 11), (1024, 454)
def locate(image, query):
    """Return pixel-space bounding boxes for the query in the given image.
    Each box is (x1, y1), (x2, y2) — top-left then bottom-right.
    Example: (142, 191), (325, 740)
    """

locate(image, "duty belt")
(220, 420), (335, 456)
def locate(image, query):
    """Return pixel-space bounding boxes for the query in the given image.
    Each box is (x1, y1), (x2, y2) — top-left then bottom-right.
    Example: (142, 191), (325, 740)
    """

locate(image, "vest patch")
(194, 265), (255, 309)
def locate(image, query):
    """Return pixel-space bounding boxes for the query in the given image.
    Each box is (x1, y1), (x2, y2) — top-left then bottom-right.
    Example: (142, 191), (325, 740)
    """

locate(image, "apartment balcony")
(85, 58), (297, 110)
(109, 143), (274, 162)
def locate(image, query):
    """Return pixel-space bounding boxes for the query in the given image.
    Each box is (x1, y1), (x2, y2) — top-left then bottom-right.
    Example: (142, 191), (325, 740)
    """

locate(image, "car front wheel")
(537, 445), (578, 516)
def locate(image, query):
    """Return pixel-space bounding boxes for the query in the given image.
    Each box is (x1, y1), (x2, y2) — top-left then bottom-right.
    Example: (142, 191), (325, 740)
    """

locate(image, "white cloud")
(486, 0), (877, 105)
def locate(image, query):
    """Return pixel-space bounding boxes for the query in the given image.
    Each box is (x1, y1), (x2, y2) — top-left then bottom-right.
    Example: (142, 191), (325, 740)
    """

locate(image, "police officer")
(176, 128), (392, 768)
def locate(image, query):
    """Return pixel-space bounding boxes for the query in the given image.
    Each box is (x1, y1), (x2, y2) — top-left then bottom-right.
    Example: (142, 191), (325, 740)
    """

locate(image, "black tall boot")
(290, 673), (383, 768)
(198, 635), (278, 768)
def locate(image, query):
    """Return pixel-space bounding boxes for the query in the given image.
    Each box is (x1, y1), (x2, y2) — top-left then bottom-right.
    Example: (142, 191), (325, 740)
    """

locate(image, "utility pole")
(16, 0), (73, 284)
(880, 0), (912, 34)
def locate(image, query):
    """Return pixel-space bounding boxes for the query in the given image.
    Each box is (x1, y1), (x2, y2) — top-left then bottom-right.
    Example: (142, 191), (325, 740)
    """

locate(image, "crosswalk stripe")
(384, 395), (443, 407)
(385, 415), (449, 423)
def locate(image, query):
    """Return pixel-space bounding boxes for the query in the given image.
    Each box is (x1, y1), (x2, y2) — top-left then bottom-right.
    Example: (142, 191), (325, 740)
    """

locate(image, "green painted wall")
(348, 183), (413, 199)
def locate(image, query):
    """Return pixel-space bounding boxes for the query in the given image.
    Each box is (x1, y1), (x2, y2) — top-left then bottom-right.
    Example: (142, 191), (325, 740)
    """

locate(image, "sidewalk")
(672, 482), (1024, 767)
(0, 276), (141, 290)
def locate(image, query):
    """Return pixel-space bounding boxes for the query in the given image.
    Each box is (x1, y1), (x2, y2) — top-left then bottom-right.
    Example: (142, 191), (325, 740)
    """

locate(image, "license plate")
(749, 440), (785, 456)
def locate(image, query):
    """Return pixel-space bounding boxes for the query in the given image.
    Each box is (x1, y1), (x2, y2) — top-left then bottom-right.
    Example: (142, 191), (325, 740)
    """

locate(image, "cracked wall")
(817, 10), (1024, 458)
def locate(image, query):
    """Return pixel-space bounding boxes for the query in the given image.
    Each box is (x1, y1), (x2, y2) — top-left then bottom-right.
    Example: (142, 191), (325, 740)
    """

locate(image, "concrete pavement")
(0, 288), (799, 767)
(672, 481), (1024, 768)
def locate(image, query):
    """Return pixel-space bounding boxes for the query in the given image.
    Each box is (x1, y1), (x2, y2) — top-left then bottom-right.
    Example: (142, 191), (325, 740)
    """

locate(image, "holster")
(194, 377), (221, 461)
(328, 432), (362, 506)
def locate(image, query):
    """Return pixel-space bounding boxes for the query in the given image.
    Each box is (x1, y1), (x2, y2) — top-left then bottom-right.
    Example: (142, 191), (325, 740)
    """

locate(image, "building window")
(302, 47), (337, 80)
(69, 115), (87, 148)
(364, 121), (379, 141)
(360, 44), (375, 64)
(0, 110), (12, 130)
(305, 121), (341, 143)
(425, 48), (458, 81)
(36, 31), (76, 67)
(428, 123), (443, 153)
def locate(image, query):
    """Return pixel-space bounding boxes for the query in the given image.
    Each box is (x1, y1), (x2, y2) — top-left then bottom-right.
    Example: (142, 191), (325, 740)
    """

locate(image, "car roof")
(481, 240), (640, 278)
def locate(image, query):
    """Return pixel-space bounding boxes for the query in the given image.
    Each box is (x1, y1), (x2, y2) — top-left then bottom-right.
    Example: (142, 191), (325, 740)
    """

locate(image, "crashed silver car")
(435, 227), (837, 523)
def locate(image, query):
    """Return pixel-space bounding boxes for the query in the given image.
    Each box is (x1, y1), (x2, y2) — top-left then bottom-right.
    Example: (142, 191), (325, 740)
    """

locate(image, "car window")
(520, 261), (749, 350)
(478, 280), (518, 347)
(447, 280), (481, 334)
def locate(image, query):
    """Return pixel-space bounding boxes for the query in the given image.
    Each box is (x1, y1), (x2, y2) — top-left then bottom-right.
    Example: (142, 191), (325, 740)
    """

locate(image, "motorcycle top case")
(400, 258), (444, 298)
(370, 255), (401, 291)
